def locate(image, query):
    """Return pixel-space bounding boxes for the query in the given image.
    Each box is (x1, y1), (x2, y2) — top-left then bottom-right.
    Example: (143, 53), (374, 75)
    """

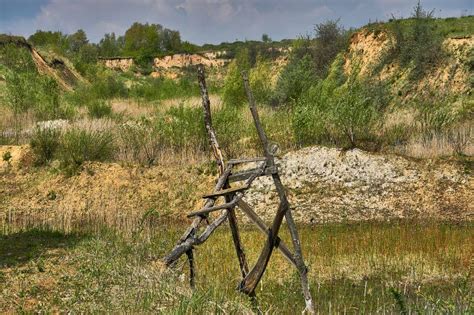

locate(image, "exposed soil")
(1, 145), (472, 231)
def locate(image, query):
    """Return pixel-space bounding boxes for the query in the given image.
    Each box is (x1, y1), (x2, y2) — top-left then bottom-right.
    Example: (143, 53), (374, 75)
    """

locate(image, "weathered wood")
(164, 66), (230, 269)
(198, 64), (225, 174)
(226, 191), (250, 279)
(228, 157), (267, 164)
(186, 249), (195, 289)
(202, 185), (249, 199)
(163, 212), (228, 266)
(242, 71), (314, 313)
(187, 198), (240, 218)
(176, 166), (232, 245)
(200, 64), (252, 288)
(284, 208), (314, 313)
(236, 199), (297, 267)
(228, 165), (276, 183)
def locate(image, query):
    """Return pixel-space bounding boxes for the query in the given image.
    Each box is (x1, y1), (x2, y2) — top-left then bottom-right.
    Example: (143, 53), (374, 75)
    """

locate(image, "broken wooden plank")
(228, 157), (267, 164)
(163, 212), (228, 266)
(228, 165), (277, 183)
(187, 197), (240, 218)
(202, 185), (249, 199)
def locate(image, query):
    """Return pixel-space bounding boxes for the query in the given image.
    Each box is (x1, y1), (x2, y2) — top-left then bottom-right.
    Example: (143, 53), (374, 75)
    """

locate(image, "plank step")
(187, 198), (239, 218)
(228, 157), (266, 165)
(202, 185), (249, 199)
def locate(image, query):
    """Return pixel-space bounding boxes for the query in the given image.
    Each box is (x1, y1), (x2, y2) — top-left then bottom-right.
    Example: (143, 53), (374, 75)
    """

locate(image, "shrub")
(249, 57), (272, 104)
(35, 77), (75, 121)
(118, 118), (161, 166)
(384, 1), (442, 79)
(214, 106), (248, 157)
(30, 127), (61, 166)
(87, 100), (113, 118)
(292, 63), (387, 149)
(160, 105), (206, 151)
(222, 48), (251, 107)
(327, 77), (382, 148)
(273, 55), (317, 105)
(59, 129), (115, 174)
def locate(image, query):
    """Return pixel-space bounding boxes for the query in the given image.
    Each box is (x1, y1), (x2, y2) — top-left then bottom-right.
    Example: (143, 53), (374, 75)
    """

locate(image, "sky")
(0, 0), (472, 45)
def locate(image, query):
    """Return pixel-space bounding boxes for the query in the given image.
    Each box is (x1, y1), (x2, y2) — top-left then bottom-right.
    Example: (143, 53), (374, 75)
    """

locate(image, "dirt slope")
(344, 30), (473, 98)
(0, 35), (84, 90)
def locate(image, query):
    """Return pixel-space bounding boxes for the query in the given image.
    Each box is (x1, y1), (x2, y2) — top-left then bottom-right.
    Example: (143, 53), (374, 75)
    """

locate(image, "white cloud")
(0, 0), (471, 44)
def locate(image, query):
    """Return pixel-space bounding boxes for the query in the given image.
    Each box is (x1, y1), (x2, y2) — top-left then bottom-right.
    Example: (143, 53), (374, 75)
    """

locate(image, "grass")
(1, 221), (472, 313)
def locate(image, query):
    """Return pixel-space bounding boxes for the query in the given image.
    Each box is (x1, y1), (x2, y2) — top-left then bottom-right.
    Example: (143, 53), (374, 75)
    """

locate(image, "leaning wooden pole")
(241, 72), (315, 313)
(197, 65), (251, 281)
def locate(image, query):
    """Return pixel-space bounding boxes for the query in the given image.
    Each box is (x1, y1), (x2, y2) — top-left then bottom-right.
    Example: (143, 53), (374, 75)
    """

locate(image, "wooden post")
(241, 71), (315, 313)
(198, 64), (251, 282)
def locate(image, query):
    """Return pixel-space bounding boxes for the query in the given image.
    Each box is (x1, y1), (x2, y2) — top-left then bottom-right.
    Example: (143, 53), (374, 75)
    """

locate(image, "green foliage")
(123, 22), (182, 61)
(273, 55), (318, 105)
(3, 72), (37, 115)
(327, 77), (382, 147)
(30, 127), (61, 166)
(273, 20), (348, 106)
(2, 151), (12, 163)
(35, 77), (75, 121)
(98, 33), (123, 57)
(312, 19), (349, 77)
(249, 57), (272, 104)
(159, 105), (206, 150)
(383, 2), (442, 79)
(118, 118), (161, 166)
(129, 76), (198, 102)
(222, 48), (251, 107)
(292, 62), (388, 149)
(68, 71), (128, 107)
(214, 106), (248, 157)
(58, 129), (115, 175)
(0, 43), (37, 73)
(87, 100), (113, 119)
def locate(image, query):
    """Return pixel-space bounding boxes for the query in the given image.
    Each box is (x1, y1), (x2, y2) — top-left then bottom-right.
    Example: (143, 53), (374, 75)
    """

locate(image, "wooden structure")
(163, 65), (314, 313)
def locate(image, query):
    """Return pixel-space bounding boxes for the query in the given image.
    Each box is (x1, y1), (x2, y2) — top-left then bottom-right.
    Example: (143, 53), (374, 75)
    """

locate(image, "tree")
(68, 29), (88, 53)
(98, 32), (122, 57)
(313, 20), (347, 76)
(262, 33), (272, 43)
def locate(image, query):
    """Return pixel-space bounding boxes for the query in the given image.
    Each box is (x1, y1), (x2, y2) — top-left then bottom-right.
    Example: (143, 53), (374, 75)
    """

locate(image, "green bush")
(214, 106), (249, 157)
(129, 76), (199, 102)
(273, 55), (317, 105)
(59, 129), (115, 174)
(87, 100), (113, 118)
(292, 63), (387, 149)
(30, 127), (61, 166)
(383, 2), (442, 80)
(160, 105), (206, 150)
(327, 77), (382, 147)
(35, 77), (75, 121)
(249, 57), (272, 104)
(118, 118), (161, 166)
(222, 49), (251, 107)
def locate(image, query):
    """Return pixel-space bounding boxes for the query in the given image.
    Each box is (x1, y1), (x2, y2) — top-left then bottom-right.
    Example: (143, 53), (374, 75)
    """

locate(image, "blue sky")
(0, 0), (472, 44)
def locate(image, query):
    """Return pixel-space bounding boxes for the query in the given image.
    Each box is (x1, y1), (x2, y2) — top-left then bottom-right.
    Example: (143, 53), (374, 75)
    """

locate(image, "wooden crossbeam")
(236, 199), (297, 267)
(202, 185), (249, 199)
(228, 157), (267, 164)
(188, 196), (241, 218)
(228, 165), (277, 183)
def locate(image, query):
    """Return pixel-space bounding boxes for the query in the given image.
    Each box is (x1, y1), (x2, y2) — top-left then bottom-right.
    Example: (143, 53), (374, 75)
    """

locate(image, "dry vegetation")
(0, 11), (473, 314)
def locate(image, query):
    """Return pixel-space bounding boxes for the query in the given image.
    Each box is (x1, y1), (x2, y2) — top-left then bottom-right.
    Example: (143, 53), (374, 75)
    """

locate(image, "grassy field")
(1, 221), (472, 313)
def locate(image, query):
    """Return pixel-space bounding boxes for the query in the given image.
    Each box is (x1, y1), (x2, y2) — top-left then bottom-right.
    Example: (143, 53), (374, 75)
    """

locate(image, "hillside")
(0, 35), (84, 91)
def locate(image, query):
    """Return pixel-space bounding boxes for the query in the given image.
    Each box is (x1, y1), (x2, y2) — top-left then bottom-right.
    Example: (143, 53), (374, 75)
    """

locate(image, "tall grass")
(1, 221), (472, 313)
